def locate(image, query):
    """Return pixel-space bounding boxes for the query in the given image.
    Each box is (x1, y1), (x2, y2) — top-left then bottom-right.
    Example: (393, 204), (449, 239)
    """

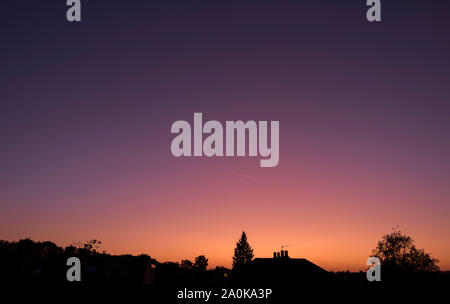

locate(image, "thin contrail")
(231, 172), (258, 181)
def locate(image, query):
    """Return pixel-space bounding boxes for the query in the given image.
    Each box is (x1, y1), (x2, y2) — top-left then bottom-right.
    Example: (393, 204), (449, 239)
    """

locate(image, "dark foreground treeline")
(1, 238), (449, 301)
(0, 238), (230, 286)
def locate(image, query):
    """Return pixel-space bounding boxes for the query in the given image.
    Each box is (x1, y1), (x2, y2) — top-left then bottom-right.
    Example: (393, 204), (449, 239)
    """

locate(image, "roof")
(233, 257), (329, 284)
(251, 257), (328, 274)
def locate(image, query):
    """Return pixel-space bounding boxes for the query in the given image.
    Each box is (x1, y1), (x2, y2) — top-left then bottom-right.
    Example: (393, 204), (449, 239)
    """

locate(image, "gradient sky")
(1, 0), (450, 271)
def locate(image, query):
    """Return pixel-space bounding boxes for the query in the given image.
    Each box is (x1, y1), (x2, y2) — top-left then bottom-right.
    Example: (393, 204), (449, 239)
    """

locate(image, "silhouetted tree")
(80, 239), (102, 253)
(180, 259), (194, 270)
(194, 255), (208, 271)
(232, 231), (254, 270)
(372, 227), (439, 272)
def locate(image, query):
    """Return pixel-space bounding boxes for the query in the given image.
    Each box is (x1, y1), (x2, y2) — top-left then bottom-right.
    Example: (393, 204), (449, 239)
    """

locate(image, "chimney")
(276, 252), (280, 258)
(273, 252), (277, 259)
(285, 250), (289, 257)
(280, 250), (285, 257)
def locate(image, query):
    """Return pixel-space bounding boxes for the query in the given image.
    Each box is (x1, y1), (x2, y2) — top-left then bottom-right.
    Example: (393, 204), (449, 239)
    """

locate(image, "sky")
(1, 0), (450, 271)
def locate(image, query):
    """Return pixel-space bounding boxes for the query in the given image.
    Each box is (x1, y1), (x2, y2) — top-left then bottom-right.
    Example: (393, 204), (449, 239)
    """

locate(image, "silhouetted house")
(234, 250), (329, 285)
(83, 254), (153, 285)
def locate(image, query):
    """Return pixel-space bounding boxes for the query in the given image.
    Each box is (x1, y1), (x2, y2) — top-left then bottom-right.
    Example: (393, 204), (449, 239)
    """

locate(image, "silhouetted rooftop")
(251, 257), (328, 274)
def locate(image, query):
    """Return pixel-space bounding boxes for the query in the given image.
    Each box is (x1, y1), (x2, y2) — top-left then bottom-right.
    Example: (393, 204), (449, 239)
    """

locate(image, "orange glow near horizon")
(2, 156), (450, 272)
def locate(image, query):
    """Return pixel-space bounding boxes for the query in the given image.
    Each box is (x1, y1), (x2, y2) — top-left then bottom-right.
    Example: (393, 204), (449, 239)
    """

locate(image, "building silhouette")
(233, 249), (329, 285)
